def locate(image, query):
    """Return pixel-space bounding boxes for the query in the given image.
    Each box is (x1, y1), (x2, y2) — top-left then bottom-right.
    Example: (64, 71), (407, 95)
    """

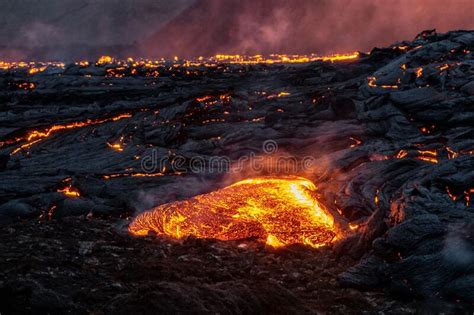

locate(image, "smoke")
(0, 0), (194, 60)
(442, 224), (474, 270)
(131, 177), (216, 213)
(1, 0), (472, 60)
(140, 0), (474, 58)
(18, 22), (63, 48)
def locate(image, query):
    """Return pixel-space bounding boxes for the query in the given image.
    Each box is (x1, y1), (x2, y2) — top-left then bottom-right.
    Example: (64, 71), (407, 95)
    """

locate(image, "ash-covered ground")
(0, 30), (473, 313)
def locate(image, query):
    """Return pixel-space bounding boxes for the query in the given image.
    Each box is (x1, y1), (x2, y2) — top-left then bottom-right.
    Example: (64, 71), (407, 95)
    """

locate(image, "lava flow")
(1, 113), (132, 155)
(129, 177), (338, 248)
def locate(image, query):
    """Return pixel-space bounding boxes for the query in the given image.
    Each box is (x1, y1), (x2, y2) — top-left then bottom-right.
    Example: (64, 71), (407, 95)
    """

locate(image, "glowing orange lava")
(129, 176), (338, 248)
(415, 67), (423, 78)
(4, 113), (132, 155)
(416, 149), (438, 163)
(396, 149), (408, 159)
(349, 137), (362, 148)
(212, 52), (359, 64)
(465, 189), (474, 206)
(1, 52), (360, 81)
(97, 55), (114, 65)
(267, 91), (291, 99)
(367, 76), (399, 89)
(57, 186), (80, 198)
(102, 172), (184, 179)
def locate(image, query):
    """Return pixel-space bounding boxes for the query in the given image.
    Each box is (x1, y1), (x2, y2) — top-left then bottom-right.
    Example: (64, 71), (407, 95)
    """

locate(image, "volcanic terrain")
(0, 30), (473, 313)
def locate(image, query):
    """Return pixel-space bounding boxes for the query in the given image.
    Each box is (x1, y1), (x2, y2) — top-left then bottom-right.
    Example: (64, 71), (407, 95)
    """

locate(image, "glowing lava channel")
(129, 176), (338, 248)
(2, 113), (132, 155)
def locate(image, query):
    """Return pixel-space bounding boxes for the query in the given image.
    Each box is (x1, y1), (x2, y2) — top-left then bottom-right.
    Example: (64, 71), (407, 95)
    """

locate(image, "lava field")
(0, 30), (473, 313)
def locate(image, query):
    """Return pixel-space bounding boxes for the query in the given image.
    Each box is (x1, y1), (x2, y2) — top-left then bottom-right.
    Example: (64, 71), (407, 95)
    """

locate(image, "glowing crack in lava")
(129, 177), (338, 248)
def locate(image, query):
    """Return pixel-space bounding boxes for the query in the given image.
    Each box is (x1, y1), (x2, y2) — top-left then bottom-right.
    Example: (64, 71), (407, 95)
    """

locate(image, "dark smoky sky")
(0, 0), (473, 60)
(142, 0), (474, 58)
(0, 0), (194, 60)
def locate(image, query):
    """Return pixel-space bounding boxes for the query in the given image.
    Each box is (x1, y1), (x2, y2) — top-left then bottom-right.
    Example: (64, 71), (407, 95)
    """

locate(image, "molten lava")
(129, 177), (338, 248)
(367, 76), (399, 89)
(2, 113), (132, 155)
(416, 149), (438, 163)
(1, 52), (359, 78)
(97, 55), (114, 65)
(212, 52), (359, 64)
(57, 186), (80, 198)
